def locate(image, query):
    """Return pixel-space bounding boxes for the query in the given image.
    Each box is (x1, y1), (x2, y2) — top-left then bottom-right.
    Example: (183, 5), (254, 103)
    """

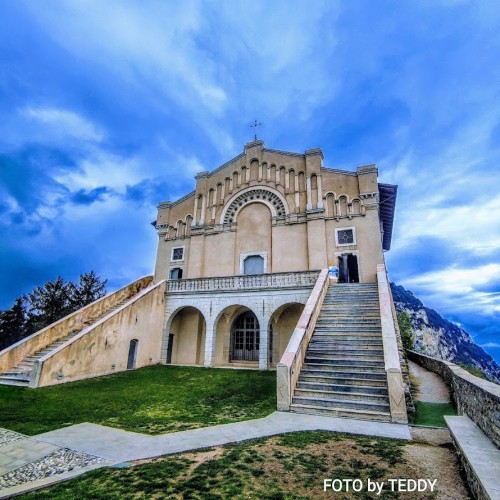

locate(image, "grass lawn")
(17, 430), (468, 499)
(0, 365), (276, 436)
(410, 401), (457, 427)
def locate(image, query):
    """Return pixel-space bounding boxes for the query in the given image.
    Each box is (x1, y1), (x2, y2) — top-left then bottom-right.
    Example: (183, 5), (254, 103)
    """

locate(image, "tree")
(0, 297), (28, 350)
(26, 276), (75, 334)
(71, 271), (107, 309)
(0, 271), (108, 350)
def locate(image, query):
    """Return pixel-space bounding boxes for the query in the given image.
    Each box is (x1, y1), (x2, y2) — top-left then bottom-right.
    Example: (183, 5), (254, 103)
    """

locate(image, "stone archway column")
(203, 319), (216, 367)
(258, 315), (269, 370)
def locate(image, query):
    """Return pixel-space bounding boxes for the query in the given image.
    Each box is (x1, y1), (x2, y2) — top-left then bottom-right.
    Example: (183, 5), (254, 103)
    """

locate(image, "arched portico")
(212, 305), (264, 367)
(164, 276), (315, 370)
(268, 303), (305, 366)
(161, 306), (206, 365)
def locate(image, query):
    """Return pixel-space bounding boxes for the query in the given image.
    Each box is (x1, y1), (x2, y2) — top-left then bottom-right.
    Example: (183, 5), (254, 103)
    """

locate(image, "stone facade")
(154, 140), (387, 285)
(153, 141), (395, 371)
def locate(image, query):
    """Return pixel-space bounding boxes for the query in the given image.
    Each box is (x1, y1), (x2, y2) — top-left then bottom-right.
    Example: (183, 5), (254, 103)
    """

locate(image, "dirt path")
(409, 360), (451, 403)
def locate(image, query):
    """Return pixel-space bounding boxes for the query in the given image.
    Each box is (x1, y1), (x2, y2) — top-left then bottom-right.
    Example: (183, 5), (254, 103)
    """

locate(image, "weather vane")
(250, 119), (262, 141)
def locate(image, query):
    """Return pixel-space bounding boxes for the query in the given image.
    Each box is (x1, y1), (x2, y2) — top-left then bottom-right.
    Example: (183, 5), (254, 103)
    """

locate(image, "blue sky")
(1, 1), (499, 362)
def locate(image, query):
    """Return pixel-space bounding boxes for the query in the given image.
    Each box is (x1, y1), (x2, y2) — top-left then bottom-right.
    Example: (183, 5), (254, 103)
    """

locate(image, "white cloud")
(402, 264), (500, 315)
(480, 342), (500, 348)
(20, 107), (105, 142)
(23, 0), (227, 114)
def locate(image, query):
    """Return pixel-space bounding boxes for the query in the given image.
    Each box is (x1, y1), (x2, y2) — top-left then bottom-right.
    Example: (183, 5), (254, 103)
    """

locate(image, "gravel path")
(0, 429), (25, 448)
(0, 448), (106, 489)
(0, 428), (108, 491)
(409, 360), (451, 403)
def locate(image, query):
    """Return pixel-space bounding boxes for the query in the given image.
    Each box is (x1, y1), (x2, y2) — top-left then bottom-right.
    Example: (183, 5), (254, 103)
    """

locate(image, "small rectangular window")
(336, 227), (356, 246)
(171, 246), (184, 261)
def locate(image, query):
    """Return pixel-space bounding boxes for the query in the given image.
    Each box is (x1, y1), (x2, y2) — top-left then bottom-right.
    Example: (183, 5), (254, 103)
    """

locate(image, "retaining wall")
(408, 350), (500, 449)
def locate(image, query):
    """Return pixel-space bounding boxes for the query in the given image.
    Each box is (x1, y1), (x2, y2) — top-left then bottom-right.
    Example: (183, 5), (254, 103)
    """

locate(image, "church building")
(153, 139), (396, 371)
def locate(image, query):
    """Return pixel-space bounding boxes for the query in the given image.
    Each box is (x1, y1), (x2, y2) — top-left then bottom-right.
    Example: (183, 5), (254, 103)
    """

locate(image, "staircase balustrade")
(277, 269), (330, 411)
(166, 271), (320, 293)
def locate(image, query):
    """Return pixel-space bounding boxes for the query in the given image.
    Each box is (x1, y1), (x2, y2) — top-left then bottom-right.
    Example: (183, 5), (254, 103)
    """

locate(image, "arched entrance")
(165, 306), (206, 365)
(230, 311), (260, 362)
(268, 303), (305, 366)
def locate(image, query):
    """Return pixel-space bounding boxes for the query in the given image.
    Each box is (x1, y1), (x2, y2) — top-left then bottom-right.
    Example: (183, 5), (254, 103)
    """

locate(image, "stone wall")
(34, 280), (166, 387)
(0, 276), (153, 374)
(408, 350), (500, 449)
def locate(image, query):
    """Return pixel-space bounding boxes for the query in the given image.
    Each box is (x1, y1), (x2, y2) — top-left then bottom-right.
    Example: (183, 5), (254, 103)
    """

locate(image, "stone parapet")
(166, 271), (320, 294)
(276, 269), (330, 410)
(377, 264), (408, 423)
(408, 350), (500, 449)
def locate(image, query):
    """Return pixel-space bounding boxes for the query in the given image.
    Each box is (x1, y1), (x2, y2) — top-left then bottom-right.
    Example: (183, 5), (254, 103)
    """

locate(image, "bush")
(397, 311), (414, 350)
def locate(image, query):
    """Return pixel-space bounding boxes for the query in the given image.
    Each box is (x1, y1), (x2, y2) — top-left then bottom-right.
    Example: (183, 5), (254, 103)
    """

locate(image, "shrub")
(397, 311), (414, 350)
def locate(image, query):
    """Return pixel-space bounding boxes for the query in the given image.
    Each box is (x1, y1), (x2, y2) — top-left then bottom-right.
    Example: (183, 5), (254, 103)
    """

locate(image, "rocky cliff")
(391, 283), (500, 384)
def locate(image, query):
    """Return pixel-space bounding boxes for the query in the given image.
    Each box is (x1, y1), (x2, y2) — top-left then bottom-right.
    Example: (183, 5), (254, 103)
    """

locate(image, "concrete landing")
(36, 411), (411, 463)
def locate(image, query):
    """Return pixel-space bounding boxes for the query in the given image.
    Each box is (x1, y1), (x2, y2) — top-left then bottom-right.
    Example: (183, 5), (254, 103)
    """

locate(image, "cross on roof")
(250, 120), (262, 141)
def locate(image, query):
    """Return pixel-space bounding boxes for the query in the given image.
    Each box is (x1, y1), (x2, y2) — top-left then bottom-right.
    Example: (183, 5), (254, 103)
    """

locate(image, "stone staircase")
(0, 299), (130, 387)
(290, 283), (391, 422)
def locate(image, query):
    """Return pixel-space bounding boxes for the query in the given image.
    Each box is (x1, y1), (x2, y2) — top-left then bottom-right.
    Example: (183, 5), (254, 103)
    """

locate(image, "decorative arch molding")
(220, 186), (289, 224)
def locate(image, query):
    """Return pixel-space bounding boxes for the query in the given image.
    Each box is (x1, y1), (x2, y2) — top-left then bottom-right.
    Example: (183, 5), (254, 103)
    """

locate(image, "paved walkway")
(35, 412), (411, 462)
(0, 412), (411, 497)
(409, 359), (450, 403)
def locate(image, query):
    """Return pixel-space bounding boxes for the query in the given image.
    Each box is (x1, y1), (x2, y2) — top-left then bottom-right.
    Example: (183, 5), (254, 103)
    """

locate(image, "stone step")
(304, 352), (384, 367)
(322, 302), (379, 306)
(299, 373), (387, 386)
(296, 381), (388, 395)
(316, 317), (381, 323)
(14, 362), (35, 369)
(294, 388), (388, 402)
(292, 395), (390, 412)
(289, 403), (391, 422)
(309, 338), (383, 350)
(312, 333), (383, 340)
(0, 375), (30, 386)
(305, 350), (384, 360)
(307, 345), (383, 352)
(0, 370), (31, 378)
(302, 363), (386, 374)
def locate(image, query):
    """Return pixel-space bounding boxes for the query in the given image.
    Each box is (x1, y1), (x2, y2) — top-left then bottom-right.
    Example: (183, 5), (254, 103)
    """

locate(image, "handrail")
(277, 269), (330, 410)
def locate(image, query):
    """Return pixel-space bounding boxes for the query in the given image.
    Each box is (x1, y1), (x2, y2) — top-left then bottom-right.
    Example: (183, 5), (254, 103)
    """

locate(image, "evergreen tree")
(0, 271), (108, 350)
(0, 297), (27, 350)
(71, 271), (107, 309)
(26, 276), (74, 333)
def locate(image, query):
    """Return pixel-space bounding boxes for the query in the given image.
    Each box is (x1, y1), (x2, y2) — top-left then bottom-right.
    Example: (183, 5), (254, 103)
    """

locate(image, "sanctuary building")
(153, 140), (396, 371)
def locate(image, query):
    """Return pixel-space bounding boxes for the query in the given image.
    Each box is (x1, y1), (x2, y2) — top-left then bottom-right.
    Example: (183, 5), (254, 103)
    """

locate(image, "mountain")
(390, 283), (500, 384)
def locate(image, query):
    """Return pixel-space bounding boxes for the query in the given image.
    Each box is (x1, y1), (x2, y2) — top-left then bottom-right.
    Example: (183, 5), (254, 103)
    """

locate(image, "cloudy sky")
(1, 1), (499, 362)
